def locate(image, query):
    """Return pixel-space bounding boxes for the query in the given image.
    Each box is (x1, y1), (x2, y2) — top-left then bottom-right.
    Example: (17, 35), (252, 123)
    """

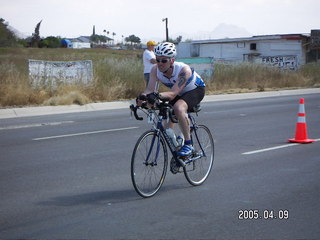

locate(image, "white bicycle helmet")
(154, 42), (177, 57)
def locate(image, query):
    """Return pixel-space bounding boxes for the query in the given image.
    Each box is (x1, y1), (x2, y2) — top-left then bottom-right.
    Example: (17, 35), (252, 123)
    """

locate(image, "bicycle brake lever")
(130, 104), (143, 121)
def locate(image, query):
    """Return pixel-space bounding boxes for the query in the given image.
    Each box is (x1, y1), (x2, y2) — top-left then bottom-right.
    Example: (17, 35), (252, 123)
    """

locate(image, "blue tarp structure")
(61, 39), (72, 48)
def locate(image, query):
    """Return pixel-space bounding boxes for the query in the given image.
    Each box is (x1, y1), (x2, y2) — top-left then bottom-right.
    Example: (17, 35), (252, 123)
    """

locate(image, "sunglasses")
(156, 58), (171, 63)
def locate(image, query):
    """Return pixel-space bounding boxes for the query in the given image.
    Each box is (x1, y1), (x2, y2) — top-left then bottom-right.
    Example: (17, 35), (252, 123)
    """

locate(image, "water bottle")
(176, 135), (184, 147)
(165, 128), (178, 147)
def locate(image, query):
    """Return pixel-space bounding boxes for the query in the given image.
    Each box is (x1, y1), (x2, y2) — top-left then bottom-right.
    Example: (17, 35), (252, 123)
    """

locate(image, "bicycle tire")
(184, 125), (214, 186)
(131, 130), (168, 198)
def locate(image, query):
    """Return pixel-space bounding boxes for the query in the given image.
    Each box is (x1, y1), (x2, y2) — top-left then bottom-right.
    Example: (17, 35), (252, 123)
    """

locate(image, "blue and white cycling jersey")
(156, 61), (205, 96)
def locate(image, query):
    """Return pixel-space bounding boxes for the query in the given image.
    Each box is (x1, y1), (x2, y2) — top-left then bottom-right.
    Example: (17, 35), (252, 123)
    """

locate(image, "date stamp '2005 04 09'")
(238, 209), (289, 220)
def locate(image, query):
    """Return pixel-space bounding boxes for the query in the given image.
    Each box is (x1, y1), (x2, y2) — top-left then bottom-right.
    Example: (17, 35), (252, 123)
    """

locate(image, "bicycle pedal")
(176, 158), (187, 168)
(179, 154), (192, 161)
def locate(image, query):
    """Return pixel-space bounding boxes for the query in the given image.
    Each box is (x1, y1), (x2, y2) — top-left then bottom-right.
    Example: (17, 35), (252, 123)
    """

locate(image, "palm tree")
(112, 32), (116, 45)
(103, 30), (110, 44)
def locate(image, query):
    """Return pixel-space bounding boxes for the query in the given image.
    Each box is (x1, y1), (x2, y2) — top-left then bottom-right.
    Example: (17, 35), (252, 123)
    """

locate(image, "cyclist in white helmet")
(137, 42), (206, 157)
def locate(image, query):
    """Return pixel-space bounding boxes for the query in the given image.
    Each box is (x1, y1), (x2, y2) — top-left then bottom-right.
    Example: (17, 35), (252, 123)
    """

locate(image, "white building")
(71, 41), (91, 49)
(71, 36), (91, 49)
(177, 32), (319, 70)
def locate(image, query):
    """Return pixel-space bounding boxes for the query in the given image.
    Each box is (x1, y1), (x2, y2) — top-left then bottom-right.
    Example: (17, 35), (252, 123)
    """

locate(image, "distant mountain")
(173, 23), (253, 41)
(210, 23), (252, 39)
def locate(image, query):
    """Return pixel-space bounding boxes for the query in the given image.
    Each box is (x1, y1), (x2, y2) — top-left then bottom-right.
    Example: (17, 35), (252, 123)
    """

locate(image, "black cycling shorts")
(170, 87), (205, 112)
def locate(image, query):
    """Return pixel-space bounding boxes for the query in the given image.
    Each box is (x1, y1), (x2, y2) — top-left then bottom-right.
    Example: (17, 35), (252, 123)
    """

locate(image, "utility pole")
(162, 18), (168, 42)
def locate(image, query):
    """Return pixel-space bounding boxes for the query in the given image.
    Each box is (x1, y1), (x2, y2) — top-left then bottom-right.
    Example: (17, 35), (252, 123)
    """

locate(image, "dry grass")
(0, 47), (319, 107)
(0, 48), (144, 107)
(43, 85), (90, 106)
(206, 63), (318, 95)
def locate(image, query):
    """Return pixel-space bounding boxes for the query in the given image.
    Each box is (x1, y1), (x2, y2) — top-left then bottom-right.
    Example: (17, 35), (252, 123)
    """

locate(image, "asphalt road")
(0, 93), (319, 239)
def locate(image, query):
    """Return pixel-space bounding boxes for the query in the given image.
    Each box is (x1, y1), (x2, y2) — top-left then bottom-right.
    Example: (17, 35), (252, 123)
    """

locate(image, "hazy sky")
(1, 0), (319, 42)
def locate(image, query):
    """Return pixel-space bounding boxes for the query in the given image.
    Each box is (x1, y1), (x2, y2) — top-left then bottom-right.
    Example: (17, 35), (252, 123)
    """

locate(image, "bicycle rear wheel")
(131, 130), (168, 198)
(184, 125), (214, 186)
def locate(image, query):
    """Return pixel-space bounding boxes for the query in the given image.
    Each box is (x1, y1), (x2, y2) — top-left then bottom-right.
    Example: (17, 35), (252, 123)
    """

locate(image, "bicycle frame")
(148, 109), (177, 164)
(145, 106), (206, 167)
(130, 100), (214, 197)
(189, 115), (207, 158)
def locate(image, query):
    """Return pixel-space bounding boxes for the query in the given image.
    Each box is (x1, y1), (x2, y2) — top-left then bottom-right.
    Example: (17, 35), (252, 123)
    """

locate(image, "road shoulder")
(0, 88), (319, 119)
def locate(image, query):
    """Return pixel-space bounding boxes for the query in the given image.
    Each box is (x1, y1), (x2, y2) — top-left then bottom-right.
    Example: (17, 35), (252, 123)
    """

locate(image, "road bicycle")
(130, 96), (214, 198)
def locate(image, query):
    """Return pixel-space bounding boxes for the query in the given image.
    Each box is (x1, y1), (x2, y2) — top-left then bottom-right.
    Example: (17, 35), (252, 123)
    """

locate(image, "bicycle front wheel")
(131, 130), (168, 198)
(184, 125), (214, 186)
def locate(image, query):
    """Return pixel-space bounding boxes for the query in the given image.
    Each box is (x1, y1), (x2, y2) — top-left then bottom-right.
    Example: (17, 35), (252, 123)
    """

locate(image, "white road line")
(242, 138), (320, 155)
(32, 126), (139, 141)
(0, 121), (74, 130)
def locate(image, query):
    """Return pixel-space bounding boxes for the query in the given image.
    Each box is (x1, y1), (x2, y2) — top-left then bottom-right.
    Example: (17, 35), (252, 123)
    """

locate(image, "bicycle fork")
(144, 131), (161, 166)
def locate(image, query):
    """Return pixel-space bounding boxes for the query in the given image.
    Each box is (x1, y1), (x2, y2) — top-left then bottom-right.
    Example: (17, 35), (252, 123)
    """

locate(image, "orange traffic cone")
(288, 98), (314, 143)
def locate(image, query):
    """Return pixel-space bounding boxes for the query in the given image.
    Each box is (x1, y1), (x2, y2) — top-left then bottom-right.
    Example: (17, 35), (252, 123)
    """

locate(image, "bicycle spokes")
(131, 130), (168, 198)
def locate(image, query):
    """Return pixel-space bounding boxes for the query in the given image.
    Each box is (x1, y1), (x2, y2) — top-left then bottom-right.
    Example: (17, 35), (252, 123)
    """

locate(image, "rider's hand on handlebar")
(136, 93), (160, 108)
(136, 94), (147, 107)
(146, 92), (159, 105)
